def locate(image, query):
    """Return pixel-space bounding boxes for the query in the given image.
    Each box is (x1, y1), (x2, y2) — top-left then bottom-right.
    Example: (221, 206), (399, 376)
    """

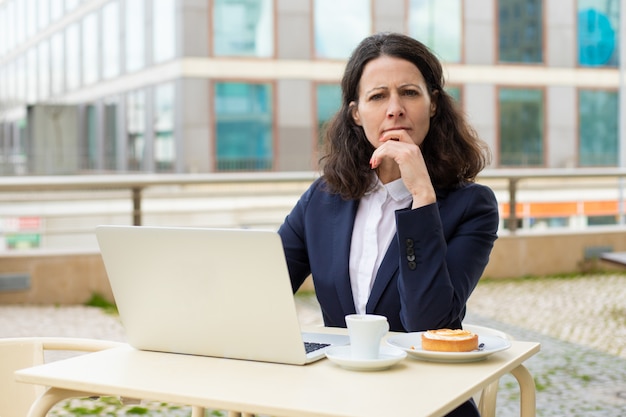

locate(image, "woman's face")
(350, 55), (436, 148)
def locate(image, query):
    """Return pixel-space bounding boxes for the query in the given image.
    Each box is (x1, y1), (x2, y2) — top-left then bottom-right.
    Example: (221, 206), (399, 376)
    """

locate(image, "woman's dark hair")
(319, 32), (491, 200)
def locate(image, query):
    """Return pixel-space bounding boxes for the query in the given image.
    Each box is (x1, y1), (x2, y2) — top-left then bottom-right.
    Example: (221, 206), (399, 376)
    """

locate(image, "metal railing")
(2, 168), (626, 251)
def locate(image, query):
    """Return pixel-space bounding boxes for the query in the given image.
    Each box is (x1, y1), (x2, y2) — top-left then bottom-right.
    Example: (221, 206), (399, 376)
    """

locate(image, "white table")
(600, 251), (626, 267)
(15, 331), (540, 417)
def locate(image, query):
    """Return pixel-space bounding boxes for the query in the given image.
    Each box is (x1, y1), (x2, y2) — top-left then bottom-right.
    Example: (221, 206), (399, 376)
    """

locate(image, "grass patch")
(84, 293), (118, 315)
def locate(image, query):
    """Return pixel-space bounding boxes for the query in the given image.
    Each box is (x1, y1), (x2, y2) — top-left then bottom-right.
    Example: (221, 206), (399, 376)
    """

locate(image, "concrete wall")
(2, 229), (626, 305)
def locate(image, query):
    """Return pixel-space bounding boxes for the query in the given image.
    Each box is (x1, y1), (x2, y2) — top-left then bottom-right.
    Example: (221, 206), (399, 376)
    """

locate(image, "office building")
(0, 0), (622, 176)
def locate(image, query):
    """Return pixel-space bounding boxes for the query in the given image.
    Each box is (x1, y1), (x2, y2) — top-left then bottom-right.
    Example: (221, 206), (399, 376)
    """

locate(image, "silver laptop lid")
(96, 225), (345, 365)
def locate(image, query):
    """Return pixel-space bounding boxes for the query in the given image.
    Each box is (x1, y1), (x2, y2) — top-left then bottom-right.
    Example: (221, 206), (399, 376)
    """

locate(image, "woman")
(278, 32), (498, 415)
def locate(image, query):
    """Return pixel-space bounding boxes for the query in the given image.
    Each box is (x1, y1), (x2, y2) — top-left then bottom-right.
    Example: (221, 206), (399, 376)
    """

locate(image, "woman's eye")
(403, 89), (419, 97)
(370, 93), (384, 101)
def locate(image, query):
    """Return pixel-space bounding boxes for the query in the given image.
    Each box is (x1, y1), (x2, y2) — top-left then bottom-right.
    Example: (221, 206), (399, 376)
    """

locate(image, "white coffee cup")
(345, 314), (389, 360)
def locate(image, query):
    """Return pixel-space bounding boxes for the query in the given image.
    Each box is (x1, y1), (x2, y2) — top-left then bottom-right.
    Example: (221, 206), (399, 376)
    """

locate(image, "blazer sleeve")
(394, 184), (499, 331)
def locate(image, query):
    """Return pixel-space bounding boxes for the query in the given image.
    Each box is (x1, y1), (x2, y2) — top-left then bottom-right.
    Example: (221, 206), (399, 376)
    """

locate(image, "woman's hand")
(369, 129), (436, 208)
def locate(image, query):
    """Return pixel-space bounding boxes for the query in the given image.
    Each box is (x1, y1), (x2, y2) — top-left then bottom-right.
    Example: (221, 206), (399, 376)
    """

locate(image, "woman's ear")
(430, 90), (439, 117)
(349, 101), (362, 126)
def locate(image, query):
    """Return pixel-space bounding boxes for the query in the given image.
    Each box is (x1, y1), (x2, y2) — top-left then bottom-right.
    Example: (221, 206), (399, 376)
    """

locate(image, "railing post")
(132, 187), (142, 226)
(508, 178), (518, 233)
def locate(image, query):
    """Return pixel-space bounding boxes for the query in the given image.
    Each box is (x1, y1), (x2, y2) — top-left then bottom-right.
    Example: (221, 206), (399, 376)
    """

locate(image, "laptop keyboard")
(304, 341), (330, 354)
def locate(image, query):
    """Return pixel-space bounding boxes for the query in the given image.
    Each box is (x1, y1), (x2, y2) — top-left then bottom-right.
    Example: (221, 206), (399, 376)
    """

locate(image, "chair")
(0, 337), (125, 417)
(463, 324), (513, 417)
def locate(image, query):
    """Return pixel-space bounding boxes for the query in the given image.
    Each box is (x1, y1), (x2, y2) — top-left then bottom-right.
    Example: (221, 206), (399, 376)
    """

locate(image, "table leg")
(510, 364), (536, 417)
(191, 406), (205, 417)
(26, 387), (94, 417)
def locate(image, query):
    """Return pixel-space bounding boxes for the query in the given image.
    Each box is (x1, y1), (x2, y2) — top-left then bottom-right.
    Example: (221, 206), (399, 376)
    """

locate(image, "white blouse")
(349, 177), (412, 314)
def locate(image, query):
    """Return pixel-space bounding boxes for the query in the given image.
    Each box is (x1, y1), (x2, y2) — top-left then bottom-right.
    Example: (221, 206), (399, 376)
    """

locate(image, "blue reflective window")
(409, 0), (462, 62)
(499, 88), (544, 166)
(316, 83), (341, 146)
(154, 83), (176, 172)
(215, 82), (273, 171)
(498, 0), (543, 63)
(578, 0), (619, 67)
(579, 89), (618, 166)
(314, 0), (370, 59)
(127, 90), (146, 171)
(213, 0), (273, 57)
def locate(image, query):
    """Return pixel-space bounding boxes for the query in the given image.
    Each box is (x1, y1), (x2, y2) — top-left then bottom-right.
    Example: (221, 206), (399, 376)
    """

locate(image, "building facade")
(0, 0), (622, 176)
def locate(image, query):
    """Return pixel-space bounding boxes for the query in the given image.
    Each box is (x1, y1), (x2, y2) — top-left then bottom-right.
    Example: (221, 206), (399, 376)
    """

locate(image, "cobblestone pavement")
(1, 273), (626, 417)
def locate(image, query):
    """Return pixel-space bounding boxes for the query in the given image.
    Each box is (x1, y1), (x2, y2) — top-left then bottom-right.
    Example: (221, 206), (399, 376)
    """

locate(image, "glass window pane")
(127, 90), (146, 171)
(104, 98), (119, 171)
(577, 0), (619, 67)
(50, 0), (63, 22)
(409, 0), (461, 62)
(27, 47), (38, 102)
(82, 12), (99, 85)
(154, 83), (176, 172)
(499, 88), (544, 166)
(66, 23), (80, 91)
(579, 90), (618, 166)
(213, 0), (273, 57)
(498, 0), (543, 63)
(50, 31), (64, 95)
(26, 0), (37, 39)
(314, 0), (370, 59)
(85, 104), (98, 170)
(38, 0), (49, 30)
(102, 1), (120, 79)
(316, 83), (341, 146)
(38, 40), (50, 100)
(215, 82), (273, 171)
(125, 0), (145, 72)
(153, 0), (175, 63)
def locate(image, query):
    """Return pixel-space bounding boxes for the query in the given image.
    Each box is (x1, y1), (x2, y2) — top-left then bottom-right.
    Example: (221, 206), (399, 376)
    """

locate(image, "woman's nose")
(387, 97), (404, 118)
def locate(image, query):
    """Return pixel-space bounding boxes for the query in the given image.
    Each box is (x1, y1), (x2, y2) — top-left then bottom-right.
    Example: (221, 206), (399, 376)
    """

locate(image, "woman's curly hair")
(320, 32), (491, 200)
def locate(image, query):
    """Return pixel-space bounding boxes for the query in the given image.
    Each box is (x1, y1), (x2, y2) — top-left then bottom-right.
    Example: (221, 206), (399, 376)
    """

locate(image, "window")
(154, 83), (176, 172)
(127, 90), (146, 171)
(84, 104), (98, 171)
(213, 0), (273, 57)
(82, 12), (99, 85)
(499, 88), (544, 166)
(314, 0), (370, 59)
(316, 83), (341, 146)
(26, 48), (37, 103)
(26, 0), (37, 39)
(38, 40), (50, 100)
(104, 98), (119, 171)
(447, 86), (461, 104)
(409, 0), (462, 62)
(38, 0), (49, 30)
(102, 1), (120, 79)
(65, 23), (80, 91)
(578, 0), (619, 67)
(579, 89), (618, 166)
(125, 0), (145, 72)
(498, 0), (543, 63)
(50, 31), (64, 95)
(214, 82), (273, 171)
(153, 0), (175, 63)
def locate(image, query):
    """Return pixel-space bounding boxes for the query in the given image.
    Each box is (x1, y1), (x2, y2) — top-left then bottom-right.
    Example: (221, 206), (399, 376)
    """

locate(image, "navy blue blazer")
(278, 177), (499, 333)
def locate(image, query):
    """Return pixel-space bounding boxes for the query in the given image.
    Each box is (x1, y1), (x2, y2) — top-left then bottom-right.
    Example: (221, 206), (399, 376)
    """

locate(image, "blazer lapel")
(366, 236), (399, 312)
(331, 198), (359, 315)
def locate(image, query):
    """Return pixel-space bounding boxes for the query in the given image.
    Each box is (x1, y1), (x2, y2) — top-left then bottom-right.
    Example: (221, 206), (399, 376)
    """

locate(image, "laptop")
(95, 225), (349, 365)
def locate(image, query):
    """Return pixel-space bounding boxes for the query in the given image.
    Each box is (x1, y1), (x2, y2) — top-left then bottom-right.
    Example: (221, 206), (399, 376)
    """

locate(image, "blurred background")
(2, 0), (626, 299)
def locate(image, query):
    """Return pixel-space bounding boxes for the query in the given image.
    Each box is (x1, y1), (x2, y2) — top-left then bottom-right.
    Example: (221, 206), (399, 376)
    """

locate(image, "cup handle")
(380, 320), (389, 337)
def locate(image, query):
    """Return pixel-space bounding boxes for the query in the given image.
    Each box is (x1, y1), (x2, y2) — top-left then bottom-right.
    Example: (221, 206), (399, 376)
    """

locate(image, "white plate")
(325, 345), (407, 371)
(386, 332), (511, 363)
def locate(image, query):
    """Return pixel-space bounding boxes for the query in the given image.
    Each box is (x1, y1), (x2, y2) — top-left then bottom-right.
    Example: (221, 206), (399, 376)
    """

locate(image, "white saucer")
(387, 332), (512, 363)
(325, 345), (407, 371)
